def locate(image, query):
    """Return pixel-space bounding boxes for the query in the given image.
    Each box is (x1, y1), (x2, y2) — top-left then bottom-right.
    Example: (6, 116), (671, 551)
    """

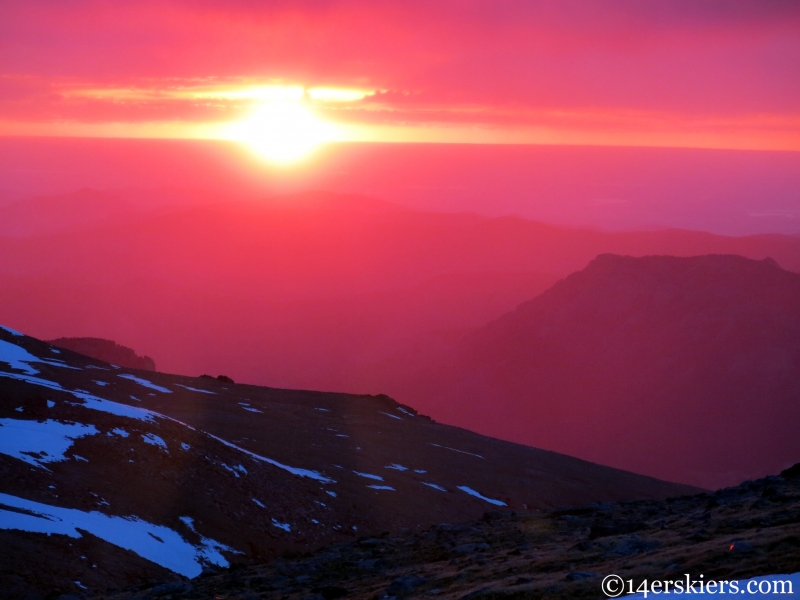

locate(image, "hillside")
(95, 465), (800, 600)
(397, 255), (800, 489)
(0, 325), (695, 597)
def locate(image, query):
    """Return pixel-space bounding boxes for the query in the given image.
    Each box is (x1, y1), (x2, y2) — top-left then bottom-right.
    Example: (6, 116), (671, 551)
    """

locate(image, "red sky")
(1, 0), (799, 150)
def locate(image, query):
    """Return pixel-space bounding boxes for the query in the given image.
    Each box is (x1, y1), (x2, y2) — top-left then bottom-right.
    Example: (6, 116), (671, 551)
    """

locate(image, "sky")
(1, 0), (799, 152)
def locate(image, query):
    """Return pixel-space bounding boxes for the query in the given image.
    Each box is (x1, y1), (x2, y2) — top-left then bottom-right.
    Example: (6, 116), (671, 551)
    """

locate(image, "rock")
(314, 586), (348, 600)
(458, 588), (491, 600)
(606, 536), (660, 557)
(565, 572), (598, 581)
(589, 521), (647, 539)
(781, 463), (800, 479)
(386, 575), (426, 597)
(454, 542), (490, 554)
(150, 582), (191, 596)
(729, 541), (754, 553)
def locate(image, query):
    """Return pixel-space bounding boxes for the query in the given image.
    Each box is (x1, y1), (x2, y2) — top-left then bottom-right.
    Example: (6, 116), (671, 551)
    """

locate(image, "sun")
(228, 100), (337, 164)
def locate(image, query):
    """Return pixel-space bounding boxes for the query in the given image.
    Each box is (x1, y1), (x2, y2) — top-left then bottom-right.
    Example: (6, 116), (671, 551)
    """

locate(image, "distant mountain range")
(0, 326), (694, 597)
(2, 189), (800, 400)
(3, 190), (800, 489)
(393, 254), (800, 489)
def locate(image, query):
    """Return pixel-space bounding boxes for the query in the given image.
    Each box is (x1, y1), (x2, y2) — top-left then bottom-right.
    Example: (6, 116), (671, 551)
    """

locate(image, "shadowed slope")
(402, 255), (800, 489)
(0, 326), (695, 597)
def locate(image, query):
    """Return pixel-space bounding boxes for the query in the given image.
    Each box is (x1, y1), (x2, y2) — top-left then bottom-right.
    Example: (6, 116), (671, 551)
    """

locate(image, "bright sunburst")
(228, 100), (337, 164)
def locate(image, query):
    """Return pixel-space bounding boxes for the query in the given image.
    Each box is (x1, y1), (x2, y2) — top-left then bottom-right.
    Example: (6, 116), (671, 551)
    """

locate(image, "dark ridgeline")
(401, 254), (800, 490)
(48, 337), (156, 371)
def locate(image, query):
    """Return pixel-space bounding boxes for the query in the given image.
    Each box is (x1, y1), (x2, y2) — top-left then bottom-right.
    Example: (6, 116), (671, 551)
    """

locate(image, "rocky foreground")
(95, 465), (800, 600)
(0, 325), (695, 598)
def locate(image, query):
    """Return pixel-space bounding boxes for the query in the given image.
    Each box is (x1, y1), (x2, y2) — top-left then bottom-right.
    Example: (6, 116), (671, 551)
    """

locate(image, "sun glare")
(227, 100), (338, 164)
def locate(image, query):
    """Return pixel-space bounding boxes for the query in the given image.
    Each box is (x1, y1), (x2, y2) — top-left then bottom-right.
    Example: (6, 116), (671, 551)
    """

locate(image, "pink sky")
(1, 0), (799, 150)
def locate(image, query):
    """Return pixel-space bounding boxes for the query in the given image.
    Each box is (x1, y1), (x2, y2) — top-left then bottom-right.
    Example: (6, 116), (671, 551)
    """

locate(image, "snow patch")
(326, 491), (337, 498)
(0, 492), (236, 578)
(0, 340), (82, 375)
(385, 463), (408, 471)
(46, 400), (55, 408)
(252, 499), (265, 508)
(175, 384), (216, 395)
(181, 443), (191, 451)
(422, 482), (446, 492)
(94, 380), (109, 387)
(111, 428), (129, 438)
(353, 471), (383, 481)
(271, 518), (291, 532)
(430, 443), (485, 459)
(0, 419), (99, 469)
(203, 431), (335, 483)
(118, 374), (172, 393)
(0, 325), (24, 336)
(142, 433), (168, 452)
(457, 486), (506, 506)
(380, 411), (403, 420)
(367, 485), (395, 491)
(396, 407), (415, 417)
(219, 463), (247, 477)
(0, 370), (157, 423)
(179, 516), (196, 533)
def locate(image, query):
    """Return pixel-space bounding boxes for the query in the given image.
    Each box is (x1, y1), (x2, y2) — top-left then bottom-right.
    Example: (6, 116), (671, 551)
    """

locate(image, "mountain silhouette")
(3, 191), (800, 399)
(47, 337), (156, 371)
(402, 254), (800, 489)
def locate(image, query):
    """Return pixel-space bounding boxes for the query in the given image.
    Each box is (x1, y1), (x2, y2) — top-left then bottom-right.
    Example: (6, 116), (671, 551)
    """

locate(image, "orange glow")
(63, 83), (371, 103)
(224, 100), (342, 164)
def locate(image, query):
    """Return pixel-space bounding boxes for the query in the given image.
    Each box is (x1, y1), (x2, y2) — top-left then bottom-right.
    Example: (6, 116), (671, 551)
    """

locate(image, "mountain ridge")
(3, 191), (800, 399)
(393, 254), (800, 489)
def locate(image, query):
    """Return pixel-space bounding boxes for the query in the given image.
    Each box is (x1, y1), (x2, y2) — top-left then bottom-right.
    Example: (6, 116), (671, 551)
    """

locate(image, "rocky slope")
(0, 325), (695, 598)
(398, 254), (800, 490)
(95, 464), (800, 600)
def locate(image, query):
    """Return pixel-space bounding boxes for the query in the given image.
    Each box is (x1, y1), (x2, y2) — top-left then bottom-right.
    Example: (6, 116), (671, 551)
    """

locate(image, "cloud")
(0, 1), (798, 149)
